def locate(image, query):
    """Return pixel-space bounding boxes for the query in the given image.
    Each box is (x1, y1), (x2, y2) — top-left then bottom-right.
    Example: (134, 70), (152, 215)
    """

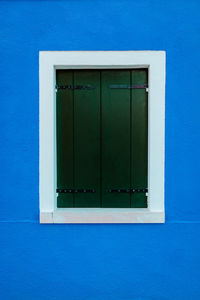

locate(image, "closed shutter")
(56, 69), (148, 208)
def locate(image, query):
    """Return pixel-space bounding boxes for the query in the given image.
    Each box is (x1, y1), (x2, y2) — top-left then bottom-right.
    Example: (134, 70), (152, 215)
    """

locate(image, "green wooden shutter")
(56, 69), (148, 208)
(73, 71), (101, 207)
(57, 71), (74, 207)
(131, 70), (148, 208)
(101, 70), (131, 207)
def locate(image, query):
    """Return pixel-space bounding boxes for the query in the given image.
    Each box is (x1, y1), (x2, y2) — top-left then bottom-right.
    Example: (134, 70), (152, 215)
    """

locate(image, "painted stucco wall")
(1, 1), (200, 299)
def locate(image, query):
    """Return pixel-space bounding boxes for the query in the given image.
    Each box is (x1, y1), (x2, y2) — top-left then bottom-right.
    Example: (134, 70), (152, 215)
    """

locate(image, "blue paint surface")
(0, 0), (200, 299)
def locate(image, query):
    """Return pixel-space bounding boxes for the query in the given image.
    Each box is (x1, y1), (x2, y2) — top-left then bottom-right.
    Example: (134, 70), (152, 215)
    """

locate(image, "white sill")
(40, 209), (165, 224)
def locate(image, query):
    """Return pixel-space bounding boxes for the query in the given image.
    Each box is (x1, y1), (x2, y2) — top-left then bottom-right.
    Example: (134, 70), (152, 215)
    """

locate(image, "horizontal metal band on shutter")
(109, 84), (148, 89)
(56, 85), (95, 90)
(107, 188), (148, 193)
(56, 188), (96, 193)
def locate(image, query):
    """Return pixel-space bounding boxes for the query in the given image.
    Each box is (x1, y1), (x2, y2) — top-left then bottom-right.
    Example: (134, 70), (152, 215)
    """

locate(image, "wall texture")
(1, 0), (200, 299)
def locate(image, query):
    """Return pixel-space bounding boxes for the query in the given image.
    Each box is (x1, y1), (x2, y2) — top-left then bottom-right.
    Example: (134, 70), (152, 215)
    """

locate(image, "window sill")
(40, 209), (165, 223)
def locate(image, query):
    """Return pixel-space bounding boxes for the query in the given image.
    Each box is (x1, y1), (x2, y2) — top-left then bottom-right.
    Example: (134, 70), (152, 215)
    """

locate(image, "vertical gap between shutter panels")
(72, 71), (75, 207)
(100, 71), (102, 207)
(130, 70), (132, 208)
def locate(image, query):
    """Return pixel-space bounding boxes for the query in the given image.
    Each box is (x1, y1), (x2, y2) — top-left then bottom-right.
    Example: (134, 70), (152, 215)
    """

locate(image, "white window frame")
(39, 51), (165, 223)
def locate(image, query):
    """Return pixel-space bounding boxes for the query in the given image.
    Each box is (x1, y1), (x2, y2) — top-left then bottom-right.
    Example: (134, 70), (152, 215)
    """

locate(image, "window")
(39, 51), (165, 223)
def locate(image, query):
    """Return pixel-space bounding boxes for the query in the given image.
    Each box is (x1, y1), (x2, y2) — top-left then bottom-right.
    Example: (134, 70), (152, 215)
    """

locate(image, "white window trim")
(39, 51), (165, 223)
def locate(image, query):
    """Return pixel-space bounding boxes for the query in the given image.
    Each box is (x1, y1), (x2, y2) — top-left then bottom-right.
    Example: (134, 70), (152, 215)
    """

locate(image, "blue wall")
(1, 1), (200, 299)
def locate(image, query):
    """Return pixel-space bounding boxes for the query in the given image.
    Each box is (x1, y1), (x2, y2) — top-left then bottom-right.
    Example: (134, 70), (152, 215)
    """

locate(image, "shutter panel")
(131, 70), (148, 208)
(56, 70), (74, 207)
(74, 71), (101, 207)
(101, 70), (131, 207)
